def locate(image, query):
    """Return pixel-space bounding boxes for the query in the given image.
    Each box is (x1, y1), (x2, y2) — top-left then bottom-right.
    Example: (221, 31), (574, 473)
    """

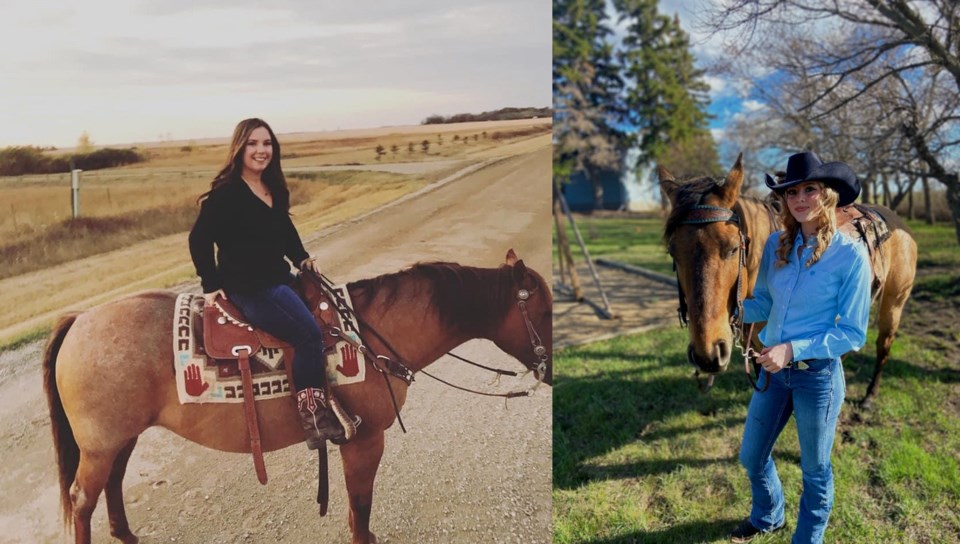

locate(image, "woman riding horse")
(188, 117), (357, 448)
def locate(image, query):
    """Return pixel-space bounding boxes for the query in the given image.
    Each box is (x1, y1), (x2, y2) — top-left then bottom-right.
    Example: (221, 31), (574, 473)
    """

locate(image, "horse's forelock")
(664, 176), (723, 240)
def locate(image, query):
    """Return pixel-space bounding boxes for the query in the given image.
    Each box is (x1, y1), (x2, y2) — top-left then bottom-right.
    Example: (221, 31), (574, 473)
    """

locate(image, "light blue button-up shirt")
(743, 229), (872, 361)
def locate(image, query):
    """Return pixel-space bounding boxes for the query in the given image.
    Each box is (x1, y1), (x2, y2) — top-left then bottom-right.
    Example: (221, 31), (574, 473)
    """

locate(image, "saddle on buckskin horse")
(836, 203), (892, 298)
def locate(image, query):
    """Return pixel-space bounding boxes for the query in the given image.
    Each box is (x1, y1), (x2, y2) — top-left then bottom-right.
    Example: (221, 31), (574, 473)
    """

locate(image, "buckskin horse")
(660, 155), (916, 408)
(43, 249), (552, 544)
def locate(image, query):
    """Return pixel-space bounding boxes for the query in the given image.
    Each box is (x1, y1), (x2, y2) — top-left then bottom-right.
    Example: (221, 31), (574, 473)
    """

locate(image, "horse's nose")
(715, 340), (731, 370)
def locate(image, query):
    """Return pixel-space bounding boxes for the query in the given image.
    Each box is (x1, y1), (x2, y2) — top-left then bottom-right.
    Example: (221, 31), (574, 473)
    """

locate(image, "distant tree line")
(421, 107), (552, 125)
(0, 146), (146, 176)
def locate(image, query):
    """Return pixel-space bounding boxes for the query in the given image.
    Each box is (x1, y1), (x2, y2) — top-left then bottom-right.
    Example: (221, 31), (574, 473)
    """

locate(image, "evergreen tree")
(616, 1), (717, 171)
(554, 0), (626, 208)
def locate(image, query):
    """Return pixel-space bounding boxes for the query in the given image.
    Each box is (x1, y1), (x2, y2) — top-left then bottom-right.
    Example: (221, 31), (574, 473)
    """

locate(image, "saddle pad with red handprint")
(172, 293), (366, 405)
(321, 283), (367, 387)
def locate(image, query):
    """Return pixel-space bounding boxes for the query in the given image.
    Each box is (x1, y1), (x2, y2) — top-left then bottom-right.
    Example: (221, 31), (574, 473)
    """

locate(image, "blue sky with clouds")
(0, 1), (550, 148)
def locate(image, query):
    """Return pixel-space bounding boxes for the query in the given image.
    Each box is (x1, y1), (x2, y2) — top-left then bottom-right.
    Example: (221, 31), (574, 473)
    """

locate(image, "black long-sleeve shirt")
(188, 179), (309, 294)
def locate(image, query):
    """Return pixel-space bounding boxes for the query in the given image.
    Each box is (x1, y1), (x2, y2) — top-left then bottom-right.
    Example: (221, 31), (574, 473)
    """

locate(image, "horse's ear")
(658, 165), (682, 206)
(511, 258), (528, 285)
(505, 248), (518, 266)
(717, 153), (744, 206)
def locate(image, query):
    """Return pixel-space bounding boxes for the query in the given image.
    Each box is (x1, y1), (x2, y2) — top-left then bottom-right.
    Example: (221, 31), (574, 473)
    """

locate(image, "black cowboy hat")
(765, 152), (861, 207)
(764, 151), (821, 192)
(802, 161), (861, 207)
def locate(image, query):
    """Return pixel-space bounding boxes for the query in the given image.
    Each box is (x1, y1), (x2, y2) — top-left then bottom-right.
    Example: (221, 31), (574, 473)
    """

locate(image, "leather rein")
(307, 271), (549, 432)
(671, 204), (768, 393)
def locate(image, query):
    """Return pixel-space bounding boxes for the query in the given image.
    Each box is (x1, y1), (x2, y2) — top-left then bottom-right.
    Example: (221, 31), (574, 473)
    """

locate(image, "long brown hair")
(198, 118), (291, 212)
(774, 181), (839, 268)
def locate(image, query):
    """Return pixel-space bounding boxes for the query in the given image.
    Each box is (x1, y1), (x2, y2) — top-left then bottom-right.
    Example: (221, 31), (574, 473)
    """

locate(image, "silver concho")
(217, 316), (227, 325)
(319, 302), (330, 311)
(517, 289), (530, 300)
(534, 345), (547, 357)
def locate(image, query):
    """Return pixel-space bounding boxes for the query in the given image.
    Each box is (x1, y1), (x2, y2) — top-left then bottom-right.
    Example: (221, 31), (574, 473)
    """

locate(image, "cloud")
(703, 75), (728, 98)
(741, 99), (766, 112)
(0, 0), (550, 146)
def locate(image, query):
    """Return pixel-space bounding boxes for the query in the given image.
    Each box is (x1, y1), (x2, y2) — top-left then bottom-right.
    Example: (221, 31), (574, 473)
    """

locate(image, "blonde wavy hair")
(774, 181), (839, 268)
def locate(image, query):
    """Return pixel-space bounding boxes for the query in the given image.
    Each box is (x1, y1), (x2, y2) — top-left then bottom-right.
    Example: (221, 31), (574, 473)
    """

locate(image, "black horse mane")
(348, 262), (514, 334)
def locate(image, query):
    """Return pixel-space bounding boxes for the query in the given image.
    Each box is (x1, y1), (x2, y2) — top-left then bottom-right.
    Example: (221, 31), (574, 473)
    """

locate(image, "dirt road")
(0, 146), (552, 543)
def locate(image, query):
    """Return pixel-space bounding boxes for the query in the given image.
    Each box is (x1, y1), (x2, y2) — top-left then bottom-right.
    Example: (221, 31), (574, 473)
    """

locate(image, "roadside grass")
(553, 213), (960, 543)
(0, 171), (417, 280)
(554, 214), (672, 276)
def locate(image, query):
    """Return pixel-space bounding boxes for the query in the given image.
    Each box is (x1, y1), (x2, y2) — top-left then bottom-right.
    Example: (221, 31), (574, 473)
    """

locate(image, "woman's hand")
(300, 257), (320, 275)
(203, 289), (226, 306)
(756, 343), (793, 374)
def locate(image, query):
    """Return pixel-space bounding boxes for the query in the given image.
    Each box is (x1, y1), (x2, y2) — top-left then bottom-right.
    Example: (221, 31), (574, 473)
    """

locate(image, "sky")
(0, 1), (551, 148)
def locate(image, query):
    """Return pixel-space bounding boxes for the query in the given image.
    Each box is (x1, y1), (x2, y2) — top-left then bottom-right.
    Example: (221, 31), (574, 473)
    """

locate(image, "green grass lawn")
(553, 214), (960, 543)
(554, 214), (673, 276)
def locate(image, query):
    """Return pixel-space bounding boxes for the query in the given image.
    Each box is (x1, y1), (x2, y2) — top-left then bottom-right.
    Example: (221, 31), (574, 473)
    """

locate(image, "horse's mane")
(664, 176), (773, 241)
(348, 262), (512, 333)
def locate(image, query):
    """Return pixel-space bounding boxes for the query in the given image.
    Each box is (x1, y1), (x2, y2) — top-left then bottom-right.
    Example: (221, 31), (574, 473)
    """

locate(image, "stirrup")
(328, 395), (361, 445)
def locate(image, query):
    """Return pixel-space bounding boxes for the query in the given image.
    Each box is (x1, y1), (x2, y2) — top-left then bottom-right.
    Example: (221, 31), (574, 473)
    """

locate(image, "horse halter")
(672, 204), (766, 392)
(517, 286), (550, 389)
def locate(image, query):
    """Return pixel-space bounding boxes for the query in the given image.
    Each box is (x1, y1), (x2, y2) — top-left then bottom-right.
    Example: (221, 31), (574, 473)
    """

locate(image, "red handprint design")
(184, 363), (210, 396)
(337, 344), (360, 377)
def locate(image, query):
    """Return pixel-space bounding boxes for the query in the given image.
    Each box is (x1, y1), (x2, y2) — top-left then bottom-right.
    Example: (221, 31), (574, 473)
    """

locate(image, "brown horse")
(42, 249), (552, 544)
(660, 156), (916, 407)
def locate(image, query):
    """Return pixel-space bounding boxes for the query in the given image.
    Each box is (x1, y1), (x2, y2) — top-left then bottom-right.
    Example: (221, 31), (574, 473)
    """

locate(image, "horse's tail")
(42, 312), (80, 528)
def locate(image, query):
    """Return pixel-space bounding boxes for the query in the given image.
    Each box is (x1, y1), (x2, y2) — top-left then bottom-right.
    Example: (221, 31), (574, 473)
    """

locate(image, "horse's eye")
(723, 247), (739, 260)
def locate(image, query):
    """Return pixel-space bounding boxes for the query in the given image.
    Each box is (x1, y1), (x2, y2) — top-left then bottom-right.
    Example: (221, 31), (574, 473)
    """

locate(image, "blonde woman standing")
(731, 152), (872, 543)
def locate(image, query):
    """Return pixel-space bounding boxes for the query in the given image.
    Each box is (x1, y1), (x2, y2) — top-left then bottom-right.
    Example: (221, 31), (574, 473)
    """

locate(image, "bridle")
(516, 286), (551, 384)
(671, 204), (768, 393)
(304, 270), (550, 432)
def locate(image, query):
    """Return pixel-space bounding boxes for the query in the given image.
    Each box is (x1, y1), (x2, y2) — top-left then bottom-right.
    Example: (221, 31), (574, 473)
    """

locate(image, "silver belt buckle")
(795, 360), (809, 370)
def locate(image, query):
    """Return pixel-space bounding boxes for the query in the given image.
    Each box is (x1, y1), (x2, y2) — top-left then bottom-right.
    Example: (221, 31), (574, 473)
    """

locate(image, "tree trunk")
(882, 174), (891, 208)
(889, 173), (914, 211)
(948, 180), (960, 245)
(862, 175), (872, 204)
(553, 193), (583, 300)
(908, 183), (914, 220)
(923, 176), (933, 225)
(591, 177), (603, 211)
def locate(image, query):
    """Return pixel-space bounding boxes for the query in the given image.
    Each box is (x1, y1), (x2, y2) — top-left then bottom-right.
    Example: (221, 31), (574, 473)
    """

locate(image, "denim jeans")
(739, 357), (846, 544)
(228, 284), (324, 391)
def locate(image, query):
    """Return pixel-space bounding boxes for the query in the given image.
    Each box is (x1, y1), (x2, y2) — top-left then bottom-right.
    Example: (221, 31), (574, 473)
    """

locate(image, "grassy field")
(0, 120), (550, 348)
(555, 212), (672, 276)
(553, 214), (960, 543)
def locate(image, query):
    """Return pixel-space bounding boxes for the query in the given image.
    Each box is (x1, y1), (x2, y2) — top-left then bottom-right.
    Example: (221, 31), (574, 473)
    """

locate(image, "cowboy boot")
(295, 387), (361, 448)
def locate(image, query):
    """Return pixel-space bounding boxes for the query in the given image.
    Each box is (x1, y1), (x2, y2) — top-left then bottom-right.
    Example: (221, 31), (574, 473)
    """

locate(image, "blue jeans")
(739, 357), (845, 544)
(228, 284), (324, 391)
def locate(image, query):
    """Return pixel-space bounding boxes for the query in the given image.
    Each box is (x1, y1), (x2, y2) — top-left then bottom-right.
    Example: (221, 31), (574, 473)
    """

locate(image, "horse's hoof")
(113, 532), (139, 544)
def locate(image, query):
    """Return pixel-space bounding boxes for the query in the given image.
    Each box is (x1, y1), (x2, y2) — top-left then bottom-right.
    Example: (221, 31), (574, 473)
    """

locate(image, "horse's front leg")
(339, 430), (385, 544)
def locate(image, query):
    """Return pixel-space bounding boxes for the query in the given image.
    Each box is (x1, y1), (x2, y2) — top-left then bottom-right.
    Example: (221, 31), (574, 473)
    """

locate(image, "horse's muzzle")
(686, 342), (731, 374)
